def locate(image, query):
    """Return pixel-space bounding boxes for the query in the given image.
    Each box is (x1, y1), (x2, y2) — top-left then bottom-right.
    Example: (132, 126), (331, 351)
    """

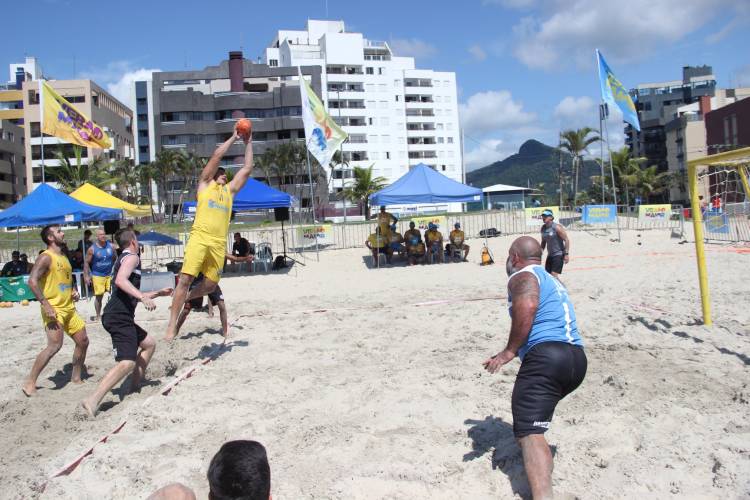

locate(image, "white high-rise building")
(263, 20), (464, 215)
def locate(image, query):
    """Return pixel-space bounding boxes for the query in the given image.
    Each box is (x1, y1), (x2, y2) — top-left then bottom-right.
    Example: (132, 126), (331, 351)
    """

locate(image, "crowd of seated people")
(365, 220), (470, 266)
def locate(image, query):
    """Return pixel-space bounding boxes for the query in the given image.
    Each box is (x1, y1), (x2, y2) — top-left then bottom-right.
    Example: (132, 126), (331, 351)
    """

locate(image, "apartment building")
(0, 120), (26, 203)
(263, 20), (463, 214)
(21, 79), (134, 192)
(136, 51), (327, 213)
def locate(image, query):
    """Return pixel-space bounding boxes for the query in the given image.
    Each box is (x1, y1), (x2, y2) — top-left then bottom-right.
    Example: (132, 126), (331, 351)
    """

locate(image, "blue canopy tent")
(182, 178), (294, 213)
(0, 183), (122, 228)
(368, 164), (487, 266)
(369, 163), (482, 206)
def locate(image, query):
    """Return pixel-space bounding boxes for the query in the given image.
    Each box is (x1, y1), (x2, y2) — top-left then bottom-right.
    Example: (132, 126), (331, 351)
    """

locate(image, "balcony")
(404, 95), (434, 103)
(404, 79), (433, 88)
(406, 109), (434, 117)
(408, 151), (437, 159)
(329, 100), (366, 109)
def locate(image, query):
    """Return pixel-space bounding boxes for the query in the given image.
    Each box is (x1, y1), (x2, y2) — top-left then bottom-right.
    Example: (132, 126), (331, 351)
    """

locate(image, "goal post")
(687, 146), (750, 327)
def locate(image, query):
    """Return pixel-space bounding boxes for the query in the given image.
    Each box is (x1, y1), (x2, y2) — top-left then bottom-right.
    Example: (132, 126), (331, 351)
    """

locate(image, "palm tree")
(559, 127), (600, 207)
(609, 147), (646, 208)
(50, 146), (118, 193)
(153, 149), (184, 222)
(342, 165), (387, 216)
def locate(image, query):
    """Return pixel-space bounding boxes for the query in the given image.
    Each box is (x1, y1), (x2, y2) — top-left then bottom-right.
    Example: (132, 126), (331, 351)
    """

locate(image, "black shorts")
(102, 313), (148, 362)
(188, 285), (223, 309)
(545, 254), (565, 274)
(511, 342), (587, 438)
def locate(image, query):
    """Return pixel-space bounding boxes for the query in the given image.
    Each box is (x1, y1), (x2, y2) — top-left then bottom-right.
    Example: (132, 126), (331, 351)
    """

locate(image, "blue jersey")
(90, 241), (115, 277)
(508, 265), (582, 360)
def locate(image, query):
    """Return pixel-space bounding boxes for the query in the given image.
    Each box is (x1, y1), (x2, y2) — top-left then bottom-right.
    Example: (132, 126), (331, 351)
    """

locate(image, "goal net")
(688, 149), (750, 326)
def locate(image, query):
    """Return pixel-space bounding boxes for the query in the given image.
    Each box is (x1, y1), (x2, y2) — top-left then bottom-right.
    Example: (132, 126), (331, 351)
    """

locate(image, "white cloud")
(464, 138), (522, 171)
(735, 65), (750, 87)
(553, 96), (597, 126)
(388, 38), (437, 59)
(468, 44), (487, 62)
(80, 61), (160, 109)
(512, 0), (743, 70)
(459, 90), (536, 135)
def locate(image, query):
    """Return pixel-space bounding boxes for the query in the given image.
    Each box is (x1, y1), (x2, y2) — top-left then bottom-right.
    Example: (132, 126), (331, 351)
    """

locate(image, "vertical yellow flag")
(40, 80), (112, 149)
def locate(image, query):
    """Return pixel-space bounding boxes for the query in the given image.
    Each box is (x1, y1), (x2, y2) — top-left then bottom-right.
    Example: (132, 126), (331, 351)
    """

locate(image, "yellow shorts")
(41, 307), (85, 336)
(92, 275), (111, 296)
(182, 235), (225, 283)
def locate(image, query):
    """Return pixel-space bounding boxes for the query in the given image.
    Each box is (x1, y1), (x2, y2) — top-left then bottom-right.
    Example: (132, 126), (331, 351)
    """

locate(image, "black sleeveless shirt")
(104, 251), (141, 317)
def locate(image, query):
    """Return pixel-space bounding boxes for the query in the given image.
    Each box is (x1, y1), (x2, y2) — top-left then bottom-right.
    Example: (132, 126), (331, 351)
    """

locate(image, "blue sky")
(3, 0), (750, 169)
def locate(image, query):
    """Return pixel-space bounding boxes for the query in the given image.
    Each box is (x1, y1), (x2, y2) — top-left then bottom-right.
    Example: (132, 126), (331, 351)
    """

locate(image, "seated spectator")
(1, 250), (27, 277)
(448, 222), (470, 261)
(403, 221), (424, 266)
(226, 232), (254, 270)
(147, 483), (196, 500)
(388, 223), (406, 259)
(19, 253), (33, 274)
(365, 227), (392, 264)
(208, 440), (271, 500)
(424, 223), (444, 263)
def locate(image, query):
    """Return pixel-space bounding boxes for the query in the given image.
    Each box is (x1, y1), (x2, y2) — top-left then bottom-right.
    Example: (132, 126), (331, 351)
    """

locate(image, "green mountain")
(466, 139), (601, 200)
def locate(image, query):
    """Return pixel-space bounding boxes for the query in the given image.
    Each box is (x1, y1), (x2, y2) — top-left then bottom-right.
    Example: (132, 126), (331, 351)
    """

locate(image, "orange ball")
(236, 118), (252, 137)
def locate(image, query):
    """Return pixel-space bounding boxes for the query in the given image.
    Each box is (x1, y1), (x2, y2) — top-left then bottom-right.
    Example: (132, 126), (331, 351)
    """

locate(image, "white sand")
(1, 229), (749, 499)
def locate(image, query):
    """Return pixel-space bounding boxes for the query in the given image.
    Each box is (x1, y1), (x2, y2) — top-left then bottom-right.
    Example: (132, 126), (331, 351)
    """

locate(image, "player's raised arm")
(200, 129), (240, 190)
(229, 122), (254, 195)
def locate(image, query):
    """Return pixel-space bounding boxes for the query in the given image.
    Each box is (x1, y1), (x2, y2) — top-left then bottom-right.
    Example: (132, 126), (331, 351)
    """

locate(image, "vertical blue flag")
(597, 49), (640, 132)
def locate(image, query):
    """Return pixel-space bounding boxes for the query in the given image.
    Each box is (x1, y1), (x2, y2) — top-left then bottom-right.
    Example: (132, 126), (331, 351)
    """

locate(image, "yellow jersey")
(368, 234), (387, 248)
(376, 212), (393, 234)
(426, 229), (442, 243)
(191, 181), (233, 244)
(40, 250), (73, 310)
(450, 230), (465, 245)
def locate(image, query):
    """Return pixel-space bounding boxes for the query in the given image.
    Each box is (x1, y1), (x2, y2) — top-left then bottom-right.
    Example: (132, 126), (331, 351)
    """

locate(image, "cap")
(454, 222), (461, 228)
(541, 209), (554, 218)
(428, 222), (436, 229)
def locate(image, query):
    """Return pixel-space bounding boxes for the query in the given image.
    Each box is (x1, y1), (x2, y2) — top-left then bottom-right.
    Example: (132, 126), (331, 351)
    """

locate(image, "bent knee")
(120, 360), (137, 371)
(140, 335), (156, 351)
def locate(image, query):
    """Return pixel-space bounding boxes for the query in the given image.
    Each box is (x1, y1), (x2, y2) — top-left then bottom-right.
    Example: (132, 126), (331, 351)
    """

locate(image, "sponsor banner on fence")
(704, 213), (729, 234)
(526, 206), (559, 226)
(582, 204), (617, 224)
(298, 224), (333, 247)
(410, 215), (447, 231)
(638, 204), (671, 221)
(0, 276), (34, 302)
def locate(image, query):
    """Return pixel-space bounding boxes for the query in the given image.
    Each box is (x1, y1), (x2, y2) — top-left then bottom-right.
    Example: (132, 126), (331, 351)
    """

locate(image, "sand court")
(1, 230), (748, 499)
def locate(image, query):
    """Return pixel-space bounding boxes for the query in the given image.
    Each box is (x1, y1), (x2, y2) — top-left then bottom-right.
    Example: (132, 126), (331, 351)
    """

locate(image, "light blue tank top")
(91, 241), (115, 277)
(508, 264), (583, 360)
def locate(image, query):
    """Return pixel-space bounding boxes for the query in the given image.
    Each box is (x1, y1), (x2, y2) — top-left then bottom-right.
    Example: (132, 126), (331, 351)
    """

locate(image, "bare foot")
(21, 383), (36, 397)
(165, 327), (177, 341)
(80, 399), (97, 418)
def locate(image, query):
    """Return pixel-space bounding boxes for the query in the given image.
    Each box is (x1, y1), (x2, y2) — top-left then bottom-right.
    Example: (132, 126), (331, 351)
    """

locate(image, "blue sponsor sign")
(582, 204), (617, 224)
(704, 213), (729, 234)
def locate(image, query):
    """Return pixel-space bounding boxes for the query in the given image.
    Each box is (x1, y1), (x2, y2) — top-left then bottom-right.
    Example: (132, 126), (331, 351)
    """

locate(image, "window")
(385, 152), (390, 160)
(139, 130), (148, 138)
(437, 137), (444, 144)
(378, 67), (384, 75)
(138, 113), (147, 121)
(366, 67), (374, 75)
(394, 79), (401, 87)
(137, 98), (147, 105)
(436, 123), (444, 130)
(379, 101), (388, 109)
(395, 95), (399, 102)
(277, 130), (291, 140)
(28, 90), (39, 104)
(447, 137), (453, 144)
(368, 117), (374, 125)
(442, 165), (446, 171)
(269, 59), (278, 67)
(380, 117), (389, 126)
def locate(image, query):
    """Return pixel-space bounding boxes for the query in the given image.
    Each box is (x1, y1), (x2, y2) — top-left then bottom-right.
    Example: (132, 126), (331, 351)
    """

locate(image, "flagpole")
(304, 138), (320, 262)
(602, 105), (621, 242)
(39, 80), (45, 184)
(599, 103), (606, 203)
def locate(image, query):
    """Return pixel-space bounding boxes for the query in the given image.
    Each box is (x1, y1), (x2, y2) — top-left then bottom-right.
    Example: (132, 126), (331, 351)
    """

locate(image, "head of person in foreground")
(506, 236), (543, 276)
(147, 482), (196, 500)
(208, 440), (271, 500)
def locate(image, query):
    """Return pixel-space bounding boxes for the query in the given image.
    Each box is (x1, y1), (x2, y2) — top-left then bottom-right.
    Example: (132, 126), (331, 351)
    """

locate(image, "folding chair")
(253, 243), (273, 272)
